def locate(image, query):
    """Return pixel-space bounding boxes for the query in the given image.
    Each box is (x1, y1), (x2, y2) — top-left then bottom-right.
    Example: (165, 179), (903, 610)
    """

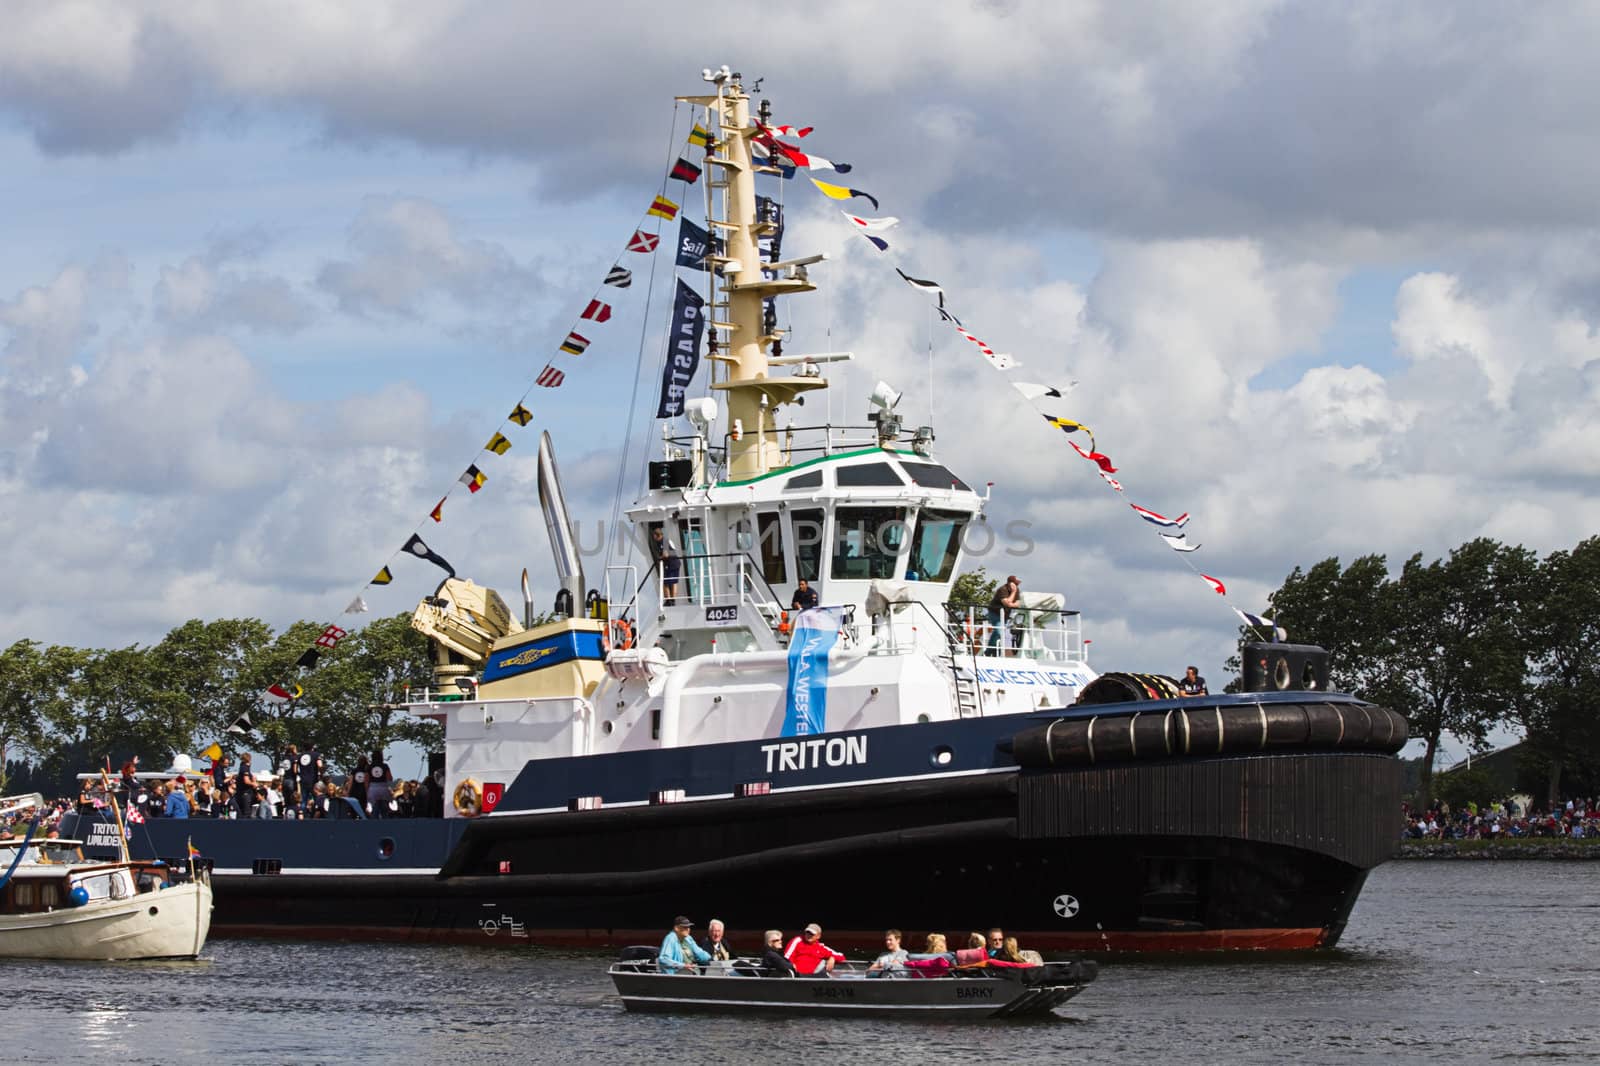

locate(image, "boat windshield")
(71, 869), (134, 901)
(908, 508), (968, 583)
(0, 841), (84, 865)
(831, 506), (908, 580)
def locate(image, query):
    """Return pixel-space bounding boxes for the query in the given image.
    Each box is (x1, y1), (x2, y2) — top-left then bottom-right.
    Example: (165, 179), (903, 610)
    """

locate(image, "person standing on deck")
(985, 575), (1021, 655)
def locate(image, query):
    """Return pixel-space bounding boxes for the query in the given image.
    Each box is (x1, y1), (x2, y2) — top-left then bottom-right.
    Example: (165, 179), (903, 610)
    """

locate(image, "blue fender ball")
(68, 886), (90, 907)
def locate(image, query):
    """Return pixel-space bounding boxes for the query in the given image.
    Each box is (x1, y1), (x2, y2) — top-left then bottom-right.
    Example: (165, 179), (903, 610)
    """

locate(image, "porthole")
(930, 745), (955, 767)
(148, 907), (159, 916)
(602, 721), (615, 735)
(377, 837), (395, 860)
(916, 714), (930, 724)
(1302, 662), (1321, 690)
(1272, 657), (1292, 690)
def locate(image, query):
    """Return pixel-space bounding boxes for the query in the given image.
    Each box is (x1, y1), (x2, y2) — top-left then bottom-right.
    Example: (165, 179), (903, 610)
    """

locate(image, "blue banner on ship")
(657, 279), (705, 419)
(782, 607), (843, 736)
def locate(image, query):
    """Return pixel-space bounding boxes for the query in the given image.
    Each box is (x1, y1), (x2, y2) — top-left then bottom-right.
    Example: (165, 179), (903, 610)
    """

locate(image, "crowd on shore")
(1, 745), (445, 835)
(1401, 797), (1600, 840)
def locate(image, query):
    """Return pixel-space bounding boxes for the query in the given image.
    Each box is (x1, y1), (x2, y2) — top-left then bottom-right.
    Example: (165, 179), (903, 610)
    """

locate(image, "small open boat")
(608, 949), (1097, 1019)
(0, 792), (212, 961)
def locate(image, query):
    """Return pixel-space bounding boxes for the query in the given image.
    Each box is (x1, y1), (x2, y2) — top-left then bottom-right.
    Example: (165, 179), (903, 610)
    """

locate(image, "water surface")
(4, 861), (1594, 1064)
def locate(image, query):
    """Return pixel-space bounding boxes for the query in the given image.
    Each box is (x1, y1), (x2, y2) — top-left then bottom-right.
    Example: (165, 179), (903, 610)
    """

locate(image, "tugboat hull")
(167, 746), (1398, 952)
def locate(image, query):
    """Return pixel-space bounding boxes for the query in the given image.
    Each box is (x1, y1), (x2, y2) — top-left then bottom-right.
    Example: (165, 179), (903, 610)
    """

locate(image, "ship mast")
(681, 69), (825, 481)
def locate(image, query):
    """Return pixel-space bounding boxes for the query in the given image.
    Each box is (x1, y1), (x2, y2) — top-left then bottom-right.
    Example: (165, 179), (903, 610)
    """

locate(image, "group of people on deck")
(658, 918), (1036, 977)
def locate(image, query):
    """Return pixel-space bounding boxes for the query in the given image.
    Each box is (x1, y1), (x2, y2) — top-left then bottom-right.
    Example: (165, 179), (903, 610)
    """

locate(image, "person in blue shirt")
(659, 915), (712, 974)
(164, 778), (191, 819)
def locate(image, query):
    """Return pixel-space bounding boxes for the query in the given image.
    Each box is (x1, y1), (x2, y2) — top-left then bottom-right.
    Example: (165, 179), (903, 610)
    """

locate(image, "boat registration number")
(704, 605), (738, 622)
(811, 986), (856, 999)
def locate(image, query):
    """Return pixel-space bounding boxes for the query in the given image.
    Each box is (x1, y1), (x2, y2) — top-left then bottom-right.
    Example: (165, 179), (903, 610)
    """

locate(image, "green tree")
(1227, 555), (1395, 695)
(70, 644), (167, 765)
(218, 614), (437, 771)
(949, 567), (998, 611)
(1370, 538), (1537, 810)
(146, 618), (274, 745)
(0, 640), (84, 790)
(1521, 536), (1600, 806)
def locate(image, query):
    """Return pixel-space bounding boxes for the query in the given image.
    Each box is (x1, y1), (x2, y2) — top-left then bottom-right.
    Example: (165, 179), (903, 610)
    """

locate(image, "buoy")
(453, 778), (482, 817)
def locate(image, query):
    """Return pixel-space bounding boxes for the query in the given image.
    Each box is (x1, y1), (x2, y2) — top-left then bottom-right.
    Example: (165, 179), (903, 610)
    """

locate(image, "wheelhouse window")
(785, 470), (823, 490)
(908, 508), (968, 583)
(756, 512), (786, 585)
(792, 508), (826, 582)
(901, 461), (970, 492)
(835, 462), (906, 488)
(831, 506), (908, 580)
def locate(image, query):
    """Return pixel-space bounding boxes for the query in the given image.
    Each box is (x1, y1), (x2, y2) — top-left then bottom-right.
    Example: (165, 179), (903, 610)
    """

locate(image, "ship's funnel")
(537, 431), (585, 617)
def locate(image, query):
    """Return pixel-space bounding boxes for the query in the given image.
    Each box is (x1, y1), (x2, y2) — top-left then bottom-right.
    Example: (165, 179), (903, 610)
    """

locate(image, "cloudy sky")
(4, 1), (1597, 763)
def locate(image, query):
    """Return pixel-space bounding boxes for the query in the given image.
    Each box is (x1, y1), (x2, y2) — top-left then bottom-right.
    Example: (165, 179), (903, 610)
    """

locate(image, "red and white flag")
(627, 231), (659, 253)
(844, 214), (900, 233)
(1201, 574), (1227, 596)
(1068, 440), (1118, 474)
(581, 299), (612, 323)
(537, 366), (565, 388)
(1130, 504), (1189, 529)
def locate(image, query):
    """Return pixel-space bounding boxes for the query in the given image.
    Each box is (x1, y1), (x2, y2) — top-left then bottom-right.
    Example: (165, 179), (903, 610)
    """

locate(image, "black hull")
(159, 749), (1397, 953)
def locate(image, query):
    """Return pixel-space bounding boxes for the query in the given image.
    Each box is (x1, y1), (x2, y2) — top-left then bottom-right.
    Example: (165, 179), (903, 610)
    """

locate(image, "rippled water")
(3, 861), (1596, 1064)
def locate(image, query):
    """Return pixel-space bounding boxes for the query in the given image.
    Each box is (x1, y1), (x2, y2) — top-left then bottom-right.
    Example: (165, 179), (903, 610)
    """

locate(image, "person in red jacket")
(784, 923), (846, 976)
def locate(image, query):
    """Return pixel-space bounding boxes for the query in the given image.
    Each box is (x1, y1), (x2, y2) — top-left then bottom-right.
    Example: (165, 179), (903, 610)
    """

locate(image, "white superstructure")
(402, 71), (1097, 813)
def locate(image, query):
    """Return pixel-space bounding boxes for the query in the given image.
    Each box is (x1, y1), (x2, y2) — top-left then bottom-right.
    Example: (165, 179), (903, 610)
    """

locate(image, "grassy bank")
(1396, 838), (1600, 860)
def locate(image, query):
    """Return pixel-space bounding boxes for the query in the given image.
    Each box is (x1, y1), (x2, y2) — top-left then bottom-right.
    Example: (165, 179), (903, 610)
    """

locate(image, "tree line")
(0, 614), (440, 796)
(1243, 536), (1600, 809)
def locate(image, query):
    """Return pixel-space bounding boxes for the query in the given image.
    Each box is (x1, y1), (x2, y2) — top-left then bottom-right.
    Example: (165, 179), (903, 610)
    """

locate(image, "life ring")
(453, 778), (482, 817)
(611, 618), (635, 651)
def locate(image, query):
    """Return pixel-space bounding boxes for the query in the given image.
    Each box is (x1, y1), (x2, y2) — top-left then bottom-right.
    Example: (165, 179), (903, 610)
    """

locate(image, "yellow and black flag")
(485, 432), (511, 455)
(508, 404), (533, 426)
(372, 566), (394, 586)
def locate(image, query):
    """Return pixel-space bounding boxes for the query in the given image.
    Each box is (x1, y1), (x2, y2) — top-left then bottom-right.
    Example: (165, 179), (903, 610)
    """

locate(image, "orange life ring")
(611, 619), (635, 651)
(453, 779), (482, 817)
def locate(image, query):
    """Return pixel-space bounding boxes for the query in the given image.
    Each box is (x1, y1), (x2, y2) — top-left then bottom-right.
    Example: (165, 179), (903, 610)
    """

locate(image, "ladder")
(948, 652), (983, 718)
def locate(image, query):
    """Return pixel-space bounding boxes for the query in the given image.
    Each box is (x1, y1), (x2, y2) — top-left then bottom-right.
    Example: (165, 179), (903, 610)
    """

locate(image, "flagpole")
(100, 769), (131, 864)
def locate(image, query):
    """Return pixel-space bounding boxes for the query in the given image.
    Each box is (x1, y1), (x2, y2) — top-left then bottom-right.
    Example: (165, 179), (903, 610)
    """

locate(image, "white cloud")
(4, 0), (1600, 760)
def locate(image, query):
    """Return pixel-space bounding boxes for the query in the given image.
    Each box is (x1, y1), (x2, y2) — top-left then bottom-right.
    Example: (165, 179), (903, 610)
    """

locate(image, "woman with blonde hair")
(1001, 936), (1026, 963)
(903, 932), (955, 974)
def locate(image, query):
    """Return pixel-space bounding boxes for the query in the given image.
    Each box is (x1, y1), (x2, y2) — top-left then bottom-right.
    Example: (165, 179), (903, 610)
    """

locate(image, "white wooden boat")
(0, 790), (212, 960)
(0, 838), (213, 960)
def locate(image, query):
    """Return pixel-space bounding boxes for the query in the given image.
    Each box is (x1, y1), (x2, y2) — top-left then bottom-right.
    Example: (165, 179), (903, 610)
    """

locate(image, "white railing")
(945, 605), (1085, 663)
(606, 554), (787, 637)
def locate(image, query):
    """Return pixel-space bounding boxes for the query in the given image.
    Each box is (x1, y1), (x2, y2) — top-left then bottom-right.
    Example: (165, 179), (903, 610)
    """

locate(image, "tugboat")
(66, 69), (1406, 952)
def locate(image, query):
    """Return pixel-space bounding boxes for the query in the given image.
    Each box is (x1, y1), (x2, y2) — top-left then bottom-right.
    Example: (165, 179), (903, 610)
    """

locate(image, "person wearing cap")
(784, 923), (846, 976)
(985, 575), (1021, 655)
(761, 930), (797, 977)
(659, 916), (712, 974)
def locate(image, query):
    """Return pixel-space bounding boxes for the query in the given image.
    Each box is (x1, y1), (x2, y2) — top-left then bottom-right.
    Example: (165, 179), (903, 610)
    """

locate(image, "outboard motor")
(1240, 642), (1331, 693)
